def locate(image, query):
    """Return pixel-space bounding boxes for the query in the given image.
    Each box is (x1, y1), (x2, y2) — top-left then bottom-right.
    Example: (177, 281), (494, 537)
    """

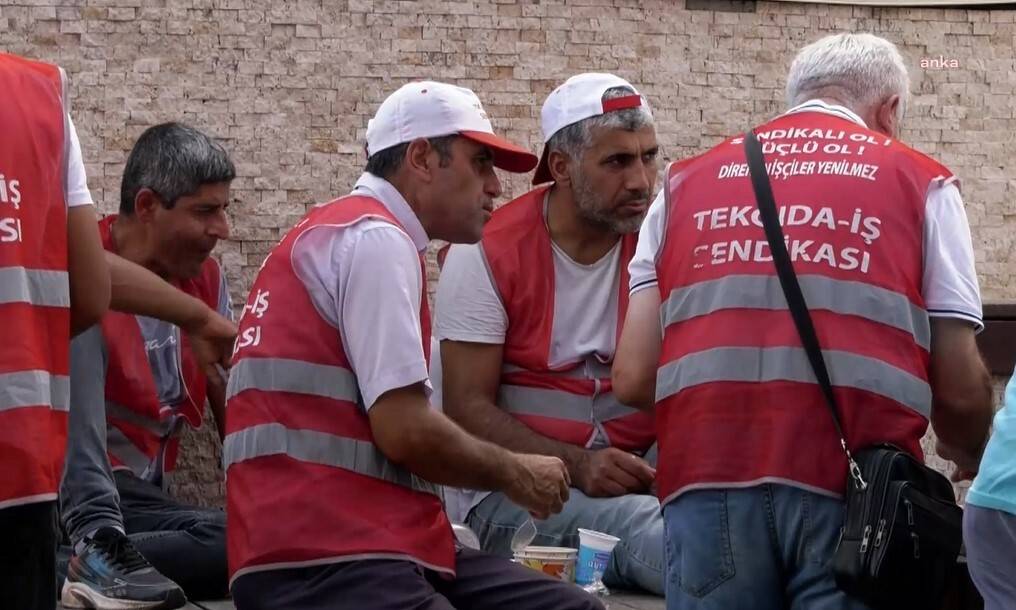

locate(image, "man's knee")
(188, 509), (226, 544)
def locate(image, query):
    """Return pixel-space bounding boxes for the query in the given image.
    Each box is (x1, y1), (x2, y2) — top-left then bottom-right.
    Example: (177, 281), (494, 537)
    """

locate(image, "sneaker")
(60, 527), (187, 609)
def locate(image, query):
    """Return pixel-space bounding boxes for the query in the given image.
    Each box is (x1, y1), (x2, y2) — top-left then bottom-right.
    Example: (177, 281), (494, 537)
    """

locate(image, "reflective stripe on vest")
(107, 425), (153, 473)
(655, 346), (932, 417)
(223, 423), (439, 496)
(0, 267), (70, 307)
(105, 400), (170, 436)
(502, 361), (612, 379)
(498, 384), (643, 423)
(226, 357), (359, 402)
(660, 274), (930, 350)
(0, 370), (69, 412)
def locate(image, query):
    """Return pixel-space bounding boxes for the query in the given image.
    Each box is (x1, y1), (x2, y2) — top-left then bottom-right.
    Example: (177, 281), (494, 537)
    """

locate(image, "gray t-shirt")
(138, 269), (233, 408)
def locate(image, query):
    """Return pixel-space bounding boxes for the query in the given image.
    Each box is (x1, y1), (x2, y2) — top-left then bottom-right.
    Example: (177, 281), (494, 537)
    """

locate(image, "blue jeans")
(466, 489), (664, 595)
(663, 484), (871, 610)
(58, 326), (228, 600)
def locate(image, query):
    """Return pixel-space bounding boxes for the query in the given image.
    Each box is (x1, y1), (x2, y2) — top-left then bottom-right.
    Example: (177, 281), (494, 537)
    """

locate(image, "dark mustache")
(619, 191), (650, 206)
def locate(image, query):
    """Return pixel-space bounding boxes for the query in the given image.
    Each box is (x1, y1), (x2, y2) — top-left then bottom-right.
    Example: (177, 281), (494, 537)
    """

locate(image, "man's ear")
(404, 138), (435, 183)
(875, 94), (901, 139)
(133, 188), (162, 221)
(547, 149), (572, 187)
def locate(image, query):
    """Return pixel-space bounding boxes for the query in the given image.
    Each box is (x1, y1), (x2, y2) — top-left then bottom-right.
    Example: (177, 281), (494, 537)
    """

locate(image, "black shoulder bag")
(743, 130), (963, 610)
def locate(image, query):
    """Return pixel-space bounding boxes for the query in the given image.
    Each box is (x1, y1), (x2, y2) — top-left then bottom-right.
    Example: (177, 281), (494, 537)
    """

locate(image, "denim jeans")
(466, 489), (664, 595)
(58, 326), (228, 600)
(663, 484), (872, 610)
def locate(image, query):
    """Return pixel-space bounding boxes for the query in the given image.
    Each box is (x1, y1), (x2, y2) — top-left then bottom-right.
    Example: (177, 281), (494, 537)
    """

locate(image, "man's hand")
(936, 439), (984, 481)
(182, 304), (238, 378)
(572, 447), (656, 498)
(504, 454), (571, 520)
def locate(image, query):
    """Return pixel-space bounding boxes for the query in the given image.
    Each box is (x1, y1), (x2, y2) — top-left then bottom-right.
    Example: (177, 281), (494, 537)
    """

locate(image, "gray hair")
(786, 33), (910, 122)
(120, 122), (235, 214)
(365, 135), (457, 179)
(545, 87), (654, 163)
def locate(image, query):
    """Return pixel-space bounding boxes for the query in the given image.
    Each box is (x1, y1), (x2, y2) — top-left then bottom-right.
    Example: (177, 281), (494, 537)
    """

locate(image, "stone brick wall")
(2, 0), (1012, 507)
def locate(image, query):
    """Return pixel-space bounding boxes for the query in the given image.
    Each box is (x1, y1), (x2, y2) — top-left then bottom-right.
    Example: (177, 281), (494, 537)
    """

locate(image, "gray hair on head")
(786, 33), (910, 122)
(119, 122), (235, 215)
(545, 87), (655, 163)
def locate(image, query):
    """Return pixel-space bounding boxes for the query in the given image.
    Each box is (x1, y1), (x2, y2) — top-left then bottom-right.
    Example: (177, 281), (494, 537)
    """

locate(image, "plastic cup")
(512, 546), (577, 582)
(575, 528), (620, 586)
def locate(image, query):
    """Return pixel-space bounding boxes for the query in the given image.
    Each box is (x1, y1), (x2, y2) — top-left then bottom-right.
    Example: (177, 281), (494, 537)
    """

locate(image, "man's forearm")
(931, 386), (993, 464)
(389, 406), (523, 492)
(448, 398), (588, 480)
(106, 252), (209, 330)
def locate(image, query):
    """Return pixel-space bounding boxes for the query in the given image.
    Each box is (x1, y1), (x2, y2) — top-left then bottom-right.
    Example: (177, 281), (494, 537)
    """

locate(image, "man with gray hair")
(613, 33), (992, 609)
(59, 122), (236, 608)
(437, 73), (664, 595)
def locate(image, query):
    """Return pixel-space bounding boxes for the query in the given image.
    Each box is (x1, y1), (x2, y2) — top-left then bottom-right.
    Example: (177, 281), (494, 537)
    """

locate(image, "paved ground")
(163, 590), (665, 610)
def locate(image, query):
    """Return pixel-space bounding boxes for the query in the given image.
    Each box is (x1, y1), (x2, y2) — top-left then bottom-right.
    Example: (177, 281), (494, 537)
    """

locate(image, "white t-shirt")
(434, 195), (627, 520)
(291, 173), (432, 410)
(629, 100), (983, 329)
(66, 116), (93, 208)
(435, 197), (622, 366)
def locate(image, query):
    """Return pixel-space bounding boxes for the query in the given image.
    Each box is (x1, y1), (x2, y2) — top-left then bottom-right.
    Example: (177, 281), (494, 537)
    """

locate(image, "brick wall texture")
(2, 0), (1012, 507)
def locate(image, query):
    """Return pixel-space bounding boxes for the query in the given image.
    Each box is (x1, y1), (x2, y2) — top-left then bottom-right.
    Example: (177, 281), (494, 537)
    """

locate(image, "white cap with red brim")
(365, 81), (538, 173)
(532, 73), (647, 185)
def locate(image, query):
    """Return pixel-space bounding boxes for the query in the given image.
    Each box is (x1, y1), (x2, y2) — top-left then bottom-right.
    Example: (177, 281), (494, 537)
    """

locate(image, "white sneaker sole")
(60, 579), (180, 610)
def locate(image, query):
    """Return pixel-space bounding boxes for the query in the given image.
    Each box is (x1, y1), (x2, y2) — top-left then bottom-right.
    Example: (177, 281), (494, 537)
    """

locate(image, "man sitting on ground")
(436, 73), (664, 595)
(59, 122), (236, 607)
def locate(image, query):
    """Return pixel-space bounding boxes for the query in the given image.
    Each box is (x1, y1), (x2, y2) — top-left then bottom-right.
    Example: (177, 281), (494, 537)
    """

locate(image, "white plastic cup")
(451, 523), (481, 550)
(575, 528), (620, 586)
(513, 546), (578, 582)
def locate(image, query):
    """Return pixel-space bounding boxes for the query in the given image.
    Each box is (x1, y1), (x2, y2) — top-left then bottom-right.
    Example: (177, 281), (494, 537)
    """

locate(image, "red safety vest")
(98, 215), (218, 480)
(654, 110), (950, 506)
(225, 195), (453, 585)
(0, 54), (71, 508)
(480, 186), (655, 452)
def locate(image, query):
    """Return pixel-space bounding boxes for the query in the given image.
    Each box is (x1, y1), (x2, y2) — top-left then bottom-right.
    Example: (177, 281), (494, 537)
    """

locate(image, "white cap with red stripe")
(533, 73), (647, 185)
(366, 81), (538, 173)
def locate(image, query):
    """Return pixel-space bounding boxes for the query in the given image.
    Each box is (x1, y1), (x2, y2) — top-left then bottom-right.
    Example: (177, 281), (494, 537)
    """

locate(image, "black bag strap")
(743, 130), (868, 490)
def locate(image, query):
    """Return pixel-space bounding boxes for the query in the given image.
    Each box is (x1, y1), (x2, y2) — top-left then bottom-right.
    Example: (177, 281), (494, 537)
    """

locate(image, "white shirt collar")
(352, 172), (430, 252)
(782, 99), (867, 128)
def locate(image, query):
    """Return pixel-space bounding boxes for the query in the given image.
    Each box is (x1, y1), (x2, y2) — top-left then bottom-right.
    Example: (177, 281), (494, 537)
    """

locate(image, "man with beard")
(436, 73), (664, 595)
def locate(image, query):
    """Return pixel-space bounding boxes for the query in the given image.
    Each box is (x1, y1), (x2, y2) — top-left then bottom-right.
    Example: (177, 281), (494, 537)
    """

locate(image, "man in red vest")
(436, 73), (664, 595)
(58, 123), (236, 608)
(613, 33), (994, 610)
(226, 81), (601, 610)
(0, 53), (237, 610)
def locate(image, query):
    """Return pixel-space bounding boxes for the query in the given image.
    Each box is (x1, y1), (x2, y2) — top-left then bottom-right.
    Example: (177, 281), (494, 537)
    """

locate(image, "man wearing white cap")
(436, 73), (664, 595)
(224, 81), (602, 610)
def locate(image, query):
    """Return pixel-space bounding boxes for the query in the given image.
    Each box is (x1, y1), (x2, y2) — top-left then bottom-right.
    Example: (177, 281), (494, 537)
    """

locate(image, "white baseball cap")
(365, 81), (537, 173)
(532, 73), (647, 185)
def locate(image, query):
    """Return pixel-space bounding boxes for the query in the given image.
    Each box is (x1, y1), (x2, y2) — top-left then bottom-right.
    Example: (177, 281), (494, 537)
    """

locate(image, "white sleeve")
(922, 183), (983, 331)
(433, 243), (507, 344)
(65, 116), (93, 208)
(292, 223), (431, 410)
(629, 189), (667, 295)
